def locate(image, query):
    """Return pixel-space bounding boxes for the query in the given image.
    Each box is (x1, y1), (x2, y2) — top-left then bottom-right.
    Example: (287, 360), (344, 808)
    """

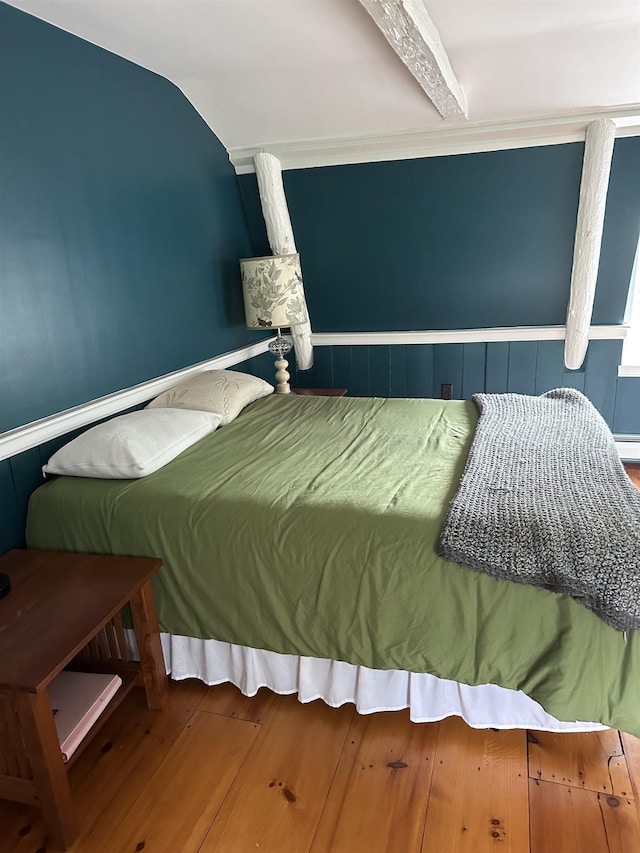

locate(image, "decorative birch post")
(564, 119), (616, 370)
(253, 152), (313, 370)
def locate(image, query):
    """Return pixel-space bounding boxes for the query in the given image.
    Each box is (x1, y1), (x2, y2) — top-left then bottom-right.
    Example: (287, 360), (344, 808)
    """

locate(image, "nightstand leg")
(17, 688), (77, 850)
(129, 580), (170, 710)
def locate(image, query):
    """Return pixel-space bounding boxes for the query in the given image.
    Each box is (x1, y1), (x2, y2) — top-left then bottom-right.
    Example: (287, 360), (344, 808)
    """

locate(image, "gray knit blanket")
(439, 388), (640, 631)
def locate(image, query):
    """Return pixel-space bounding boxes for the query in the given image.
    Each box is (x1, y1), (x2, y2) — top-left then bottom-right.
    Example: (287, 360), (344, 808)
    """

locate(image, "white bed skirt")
(154, 633), (605, 734)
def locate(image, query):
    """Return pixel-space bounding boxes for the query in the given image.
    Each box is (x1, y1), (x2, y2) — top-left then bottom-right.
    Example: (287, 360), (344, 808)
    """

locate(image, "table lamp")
(240, 253), (309, 393)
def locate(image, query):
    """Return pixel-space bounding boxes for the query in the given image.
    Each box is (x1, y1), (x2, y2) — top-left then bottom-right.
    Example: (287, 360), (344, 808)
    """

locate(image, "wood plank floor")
(626, 462), (640, 489)
(3, 462), (638, 852)
(1, 680), (639, 853)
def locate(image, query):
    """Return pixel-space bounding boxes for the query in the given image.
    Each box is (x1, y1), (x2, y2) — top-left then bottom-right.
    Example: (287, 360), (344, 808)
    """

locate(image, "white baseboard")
(615, 439), (640, 462)
(618, 365), (640, 377)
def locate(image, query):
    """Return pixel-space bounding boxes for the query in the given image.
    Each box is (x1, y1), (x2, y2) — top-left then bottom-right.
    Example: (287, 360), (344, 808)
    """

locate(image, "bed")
(25, 389), (640, 737)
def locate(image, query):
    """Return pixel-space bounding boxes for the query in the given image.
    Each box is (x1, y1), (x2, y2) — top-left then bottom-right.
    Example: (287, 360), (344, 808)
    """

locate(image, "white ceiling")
(6, 0), (640, 168)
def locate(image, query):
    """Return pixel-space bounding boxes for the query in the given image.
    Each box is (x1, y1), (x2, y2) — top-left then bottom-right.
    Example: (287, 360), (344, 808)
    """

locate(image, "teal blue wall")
(288, 338), (624, 426)
(295, 145), (585, 329)
(239, 139), (640, 430)
(0, 3), (269, 550)
(1, 3), (638, 551)
(0, 3), (261, 434)
(240, 140), (639, 331)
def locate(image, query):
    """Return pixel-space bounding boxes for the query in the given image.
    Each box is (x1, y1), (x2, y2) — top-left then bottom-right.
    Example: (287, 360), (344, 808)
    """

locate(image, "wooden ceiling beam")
(359, 0), (467, 119)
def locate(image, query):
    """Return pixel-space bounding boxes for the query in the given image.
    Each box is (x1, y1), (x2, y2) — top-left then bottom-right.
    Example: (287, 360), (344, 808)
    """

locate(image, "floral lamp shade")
(240, 254), (308, 330)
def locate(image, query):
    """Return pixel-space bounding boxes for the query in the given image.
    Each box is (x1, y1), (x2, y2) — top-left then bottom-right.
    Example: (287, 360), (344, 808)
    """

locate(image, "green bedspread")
(26, 394), (640, 735)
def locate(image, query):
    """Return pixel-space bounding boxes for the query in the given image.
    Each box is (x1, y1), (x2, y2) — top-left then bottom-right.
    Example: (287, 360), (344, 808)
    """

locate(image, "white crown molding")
(309, 325), (627, 347)
(0, 340), (270, 463)
(230, 106), (640, 174)
(358, 0), (466, 119)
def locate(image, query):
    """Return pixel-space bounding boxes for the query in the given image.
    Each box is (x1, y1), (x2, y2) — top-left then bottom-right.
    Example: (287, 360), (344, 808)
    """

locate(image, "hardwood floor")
(1, 680), (639, 853)
(2, 463), (638, 852)
(626, 462), (640, 489)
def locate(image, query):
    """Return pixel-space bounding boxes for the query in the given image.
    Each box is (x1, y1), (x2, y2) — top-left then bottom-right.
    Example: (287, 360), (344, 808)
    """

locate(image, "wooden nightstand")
(0, 549), (169, 850)
(292, 388), (347, 397)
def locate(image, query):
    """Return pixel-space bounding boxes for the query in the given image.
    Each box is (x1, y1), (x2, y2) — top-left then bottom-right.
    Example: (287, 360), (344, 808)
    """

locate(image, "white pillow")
(42, 408), (221, 479)
(146, 369), (273, 426)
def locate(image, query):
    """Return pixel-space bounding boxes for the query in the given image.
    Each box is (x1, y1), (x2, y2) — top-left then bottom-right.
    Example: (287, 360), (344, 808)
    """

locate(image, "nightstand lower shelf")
(0, 550), (169, 850)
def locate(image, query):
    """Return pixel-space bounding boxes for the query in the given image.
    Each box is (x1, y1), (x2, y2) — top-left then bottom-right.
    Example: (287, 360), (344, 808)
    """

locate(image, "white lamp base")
(274, 356), (291, 394)
(269, 330), (293, 394)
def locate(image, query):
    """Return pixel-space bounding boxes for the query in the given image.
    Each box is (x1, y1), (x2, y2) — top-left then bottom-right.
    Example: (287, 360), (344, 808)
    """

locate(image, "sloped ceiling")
(6, 0), (640, 170)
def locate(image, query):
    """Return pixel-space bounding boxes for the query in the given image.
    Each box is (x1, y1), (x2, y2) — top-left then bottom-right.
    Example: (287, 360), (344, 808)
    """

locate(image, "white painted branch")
(564, 119), (616, 369)
(358, 0), (467, 119)
(253, 152), (313, 369)
(253, 152), (296, 254)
